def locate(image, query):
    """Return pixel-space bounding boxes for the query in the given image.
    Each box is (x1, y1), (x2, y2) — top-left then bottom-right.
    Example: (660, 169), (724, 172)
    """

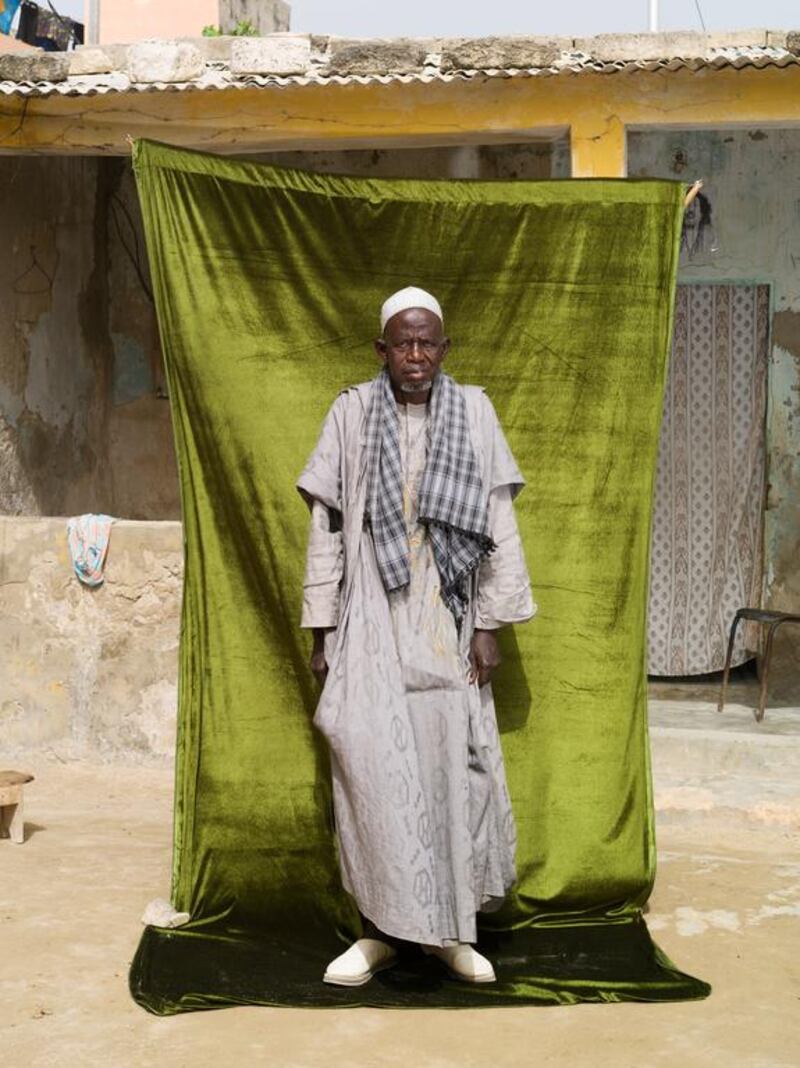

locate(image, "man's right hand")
(310, 649), (328, 686)
(310, 628), (330, 686)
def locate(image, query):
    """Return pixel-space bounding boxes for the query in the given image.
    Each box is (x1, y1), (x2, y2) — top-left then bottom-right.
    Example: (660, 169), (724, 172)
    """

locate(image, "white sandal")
(323, 938), (399, 986)
(422, 943), (496, 983)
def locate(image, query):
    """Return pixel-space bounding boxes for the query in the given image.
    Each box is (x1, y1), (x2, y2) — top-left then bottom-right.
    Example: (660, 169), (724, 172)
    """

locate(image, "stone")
(325, 37), (429, 75)
(68, 47), (112, 76)
(93, 41), (129, 69)
(440, 35), (566, 71)
(127, 40), (205, 84)
(0, 52), (69, 83)
(230, 34), (312, 76)
(766, 29), (788, 49)
(575, 31), (710, 62)
(181, 35), (235, 64)
(309, 34), (330, 57)
(786, 31), (800, 54)
(706, 28), (768, 49)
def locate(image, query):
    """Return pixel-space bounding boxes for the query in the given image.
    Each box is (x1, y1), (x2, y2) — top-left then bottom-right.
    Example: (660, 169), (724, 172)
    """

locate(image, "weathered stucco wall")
(0, 157), (106, 515)
(629, 127), (800, 673)
(0, 516), (181, 763)
(254, 139), (570, 179)
(0, 156), (179, 520)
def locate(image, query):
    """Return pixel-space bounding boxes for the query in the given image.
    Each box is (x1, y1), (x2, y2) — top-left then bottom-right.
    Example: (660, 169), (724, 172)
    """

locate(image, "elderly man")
(297, 286), (535, 987)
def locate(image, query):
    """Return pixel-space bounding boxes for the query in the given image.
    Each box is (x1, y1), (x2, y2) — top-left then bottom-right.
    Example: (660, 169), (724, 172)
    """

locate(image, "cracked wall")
(0, 157), (102, 515)
(0, 155), (179, 520)
(252, 139), (570, 179)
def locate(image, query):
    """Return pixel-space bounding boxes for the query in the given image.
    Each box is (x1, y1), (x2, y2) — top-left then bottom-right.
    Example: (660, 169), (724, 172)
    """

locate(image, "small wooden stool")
(0, 771), (34, 843)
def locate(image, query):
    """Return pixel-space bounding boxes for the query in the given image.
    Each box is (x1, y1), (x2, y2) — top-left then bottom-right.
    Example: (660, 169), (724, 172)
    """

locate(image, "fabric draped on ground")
(128, 139), (710, 1013)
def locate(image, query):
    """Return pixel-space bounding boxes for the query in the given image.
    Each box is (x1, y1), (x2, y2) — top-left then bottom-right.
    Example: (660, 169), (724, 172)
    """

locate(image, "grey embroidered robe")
(297, 379), (535, 946)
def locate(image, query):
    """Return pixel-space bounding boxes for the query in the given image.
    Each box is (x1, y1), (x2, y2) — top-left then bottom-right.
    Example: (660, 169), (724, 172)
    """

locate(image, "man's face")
(374, 307), (450, 396)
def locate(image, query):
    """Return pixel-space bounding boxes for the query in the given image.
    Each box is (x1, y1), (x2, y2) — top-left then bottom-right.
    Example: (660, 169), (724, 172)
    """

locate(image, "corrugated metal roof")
(1, 45), (799, 98)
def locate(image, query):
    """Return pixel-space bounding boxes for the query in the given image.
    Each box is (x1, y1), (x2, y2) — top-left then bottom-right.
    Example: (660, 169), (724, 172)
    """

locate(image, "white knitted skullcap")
(380, 286), (443, 332)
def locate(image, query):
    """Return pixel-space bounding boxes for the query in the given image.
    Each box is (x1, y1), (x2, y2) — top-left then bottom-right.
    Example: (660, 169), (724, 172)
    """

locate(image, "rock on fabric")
(128, 139), (710, 1013)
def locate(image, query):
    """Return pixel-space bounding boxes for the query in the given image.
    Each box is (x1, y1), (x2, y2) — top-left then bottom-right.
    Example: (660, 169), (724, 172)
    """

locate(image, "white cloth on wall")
(66, 513), (114, 587)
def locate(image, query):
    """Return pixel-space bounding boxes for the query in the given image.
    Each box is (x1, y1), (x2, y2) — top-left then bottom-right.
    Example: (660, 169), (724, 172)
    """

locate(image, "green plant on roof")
(202, 20), (259, 37)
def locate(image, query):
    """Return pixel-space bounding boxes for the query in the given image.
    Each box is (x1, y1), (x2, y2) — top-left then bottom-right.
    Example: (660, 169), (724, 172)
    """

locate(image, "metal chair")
(718, 608), (800, 722)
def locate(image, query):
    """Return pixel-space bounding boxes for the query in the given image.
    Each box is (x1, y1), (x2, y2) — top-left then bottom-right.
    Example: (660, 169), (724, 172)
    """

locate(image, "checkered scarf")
(364, 367), (495, 624)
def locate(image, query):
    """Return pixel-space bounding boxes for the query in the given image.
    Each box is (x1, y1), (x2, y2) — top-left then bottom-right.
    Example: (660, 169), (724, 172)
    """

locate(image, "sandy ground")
(1, 759), (799, 1068)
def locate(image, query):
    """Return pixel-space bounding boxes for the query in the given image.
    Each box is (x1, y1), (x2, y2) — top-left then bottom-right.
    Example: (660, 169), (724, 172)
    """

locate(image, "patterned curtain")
(648, 283), (769, 676)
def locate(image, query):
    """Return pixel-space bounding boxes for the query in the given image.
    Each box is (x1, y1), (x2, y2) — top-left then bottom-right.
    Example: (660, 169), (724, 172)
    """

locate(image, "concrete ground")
(2, 695), (799, 1068)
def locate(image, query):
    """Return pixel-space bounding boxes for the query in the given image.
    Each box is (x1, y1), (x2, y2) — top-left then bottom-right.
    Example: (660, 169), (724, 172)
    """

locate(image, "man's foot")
(422, 943), (496, 983)
(322, 938), (399, 986)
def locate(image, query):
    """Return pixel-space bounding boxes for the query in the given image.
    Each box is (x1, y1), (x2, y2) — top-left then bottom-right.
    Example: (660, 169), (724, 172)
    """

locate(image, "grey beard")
(398, 379), (433, 393)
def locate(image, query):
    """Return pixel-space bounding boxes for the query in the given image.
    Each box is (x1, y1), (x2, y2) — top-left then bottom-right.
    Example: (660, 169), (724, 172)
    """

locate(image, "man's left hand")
(468, 628), (501, 687)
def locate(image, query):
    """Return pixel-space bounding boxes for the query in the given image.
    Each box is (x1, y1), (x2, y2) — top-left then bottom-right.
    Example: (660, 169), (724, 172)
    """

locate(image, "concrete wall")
(92, 0), (217, 43)
(0, 516), (181, 763)
(255, 140), (571, 180)
(86, 0), (290, 45)
(0, 156), (180, 521)
(1, 157), (110, 516)
(629, 127), (800, 674)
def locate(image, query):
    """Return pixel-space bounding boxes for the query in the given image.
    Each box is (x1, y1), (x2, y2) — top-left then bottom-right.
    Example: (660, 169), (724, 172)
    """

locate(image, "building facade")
(0, 28), (798, 756)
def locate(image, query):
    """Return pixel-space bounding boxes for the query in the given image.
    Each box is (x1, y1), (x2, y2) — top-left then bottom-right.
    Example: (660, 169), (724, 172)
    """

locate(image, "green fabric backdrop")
(128, 138), (710, 1013)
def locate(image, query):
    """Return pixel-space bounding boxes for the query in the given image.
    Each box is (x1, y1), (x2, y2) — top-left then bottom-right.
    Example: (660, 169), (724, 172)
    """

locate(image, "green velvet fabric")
(128, 139), (710, 1013)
